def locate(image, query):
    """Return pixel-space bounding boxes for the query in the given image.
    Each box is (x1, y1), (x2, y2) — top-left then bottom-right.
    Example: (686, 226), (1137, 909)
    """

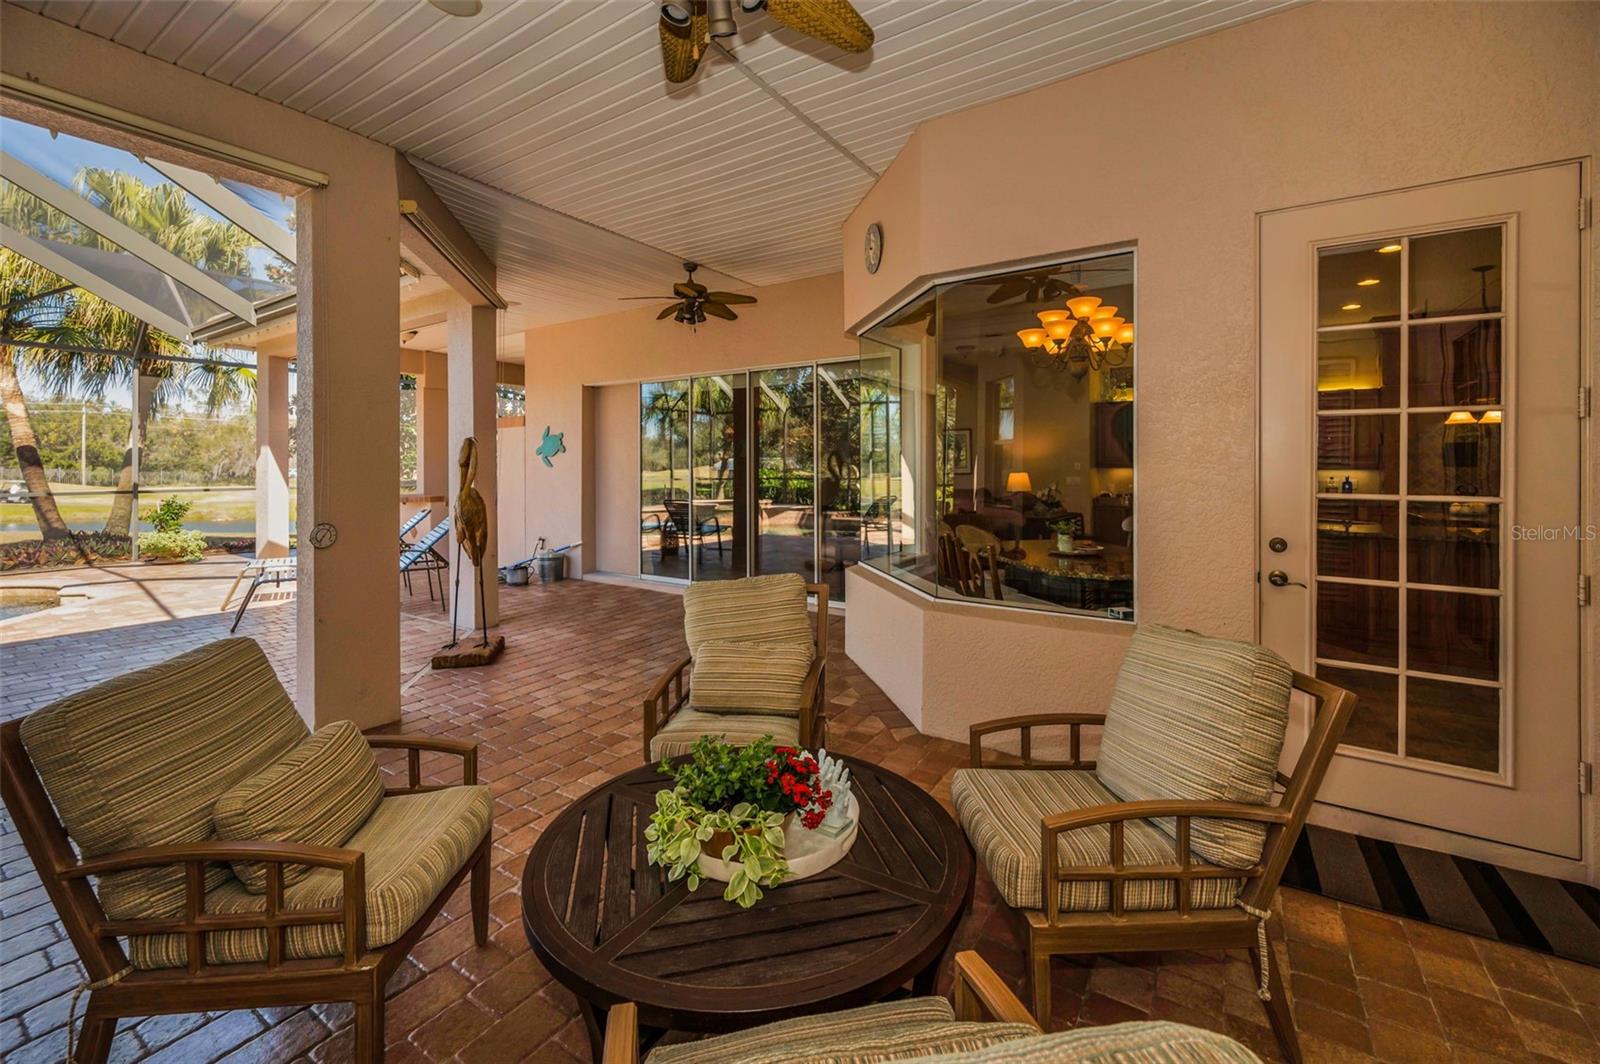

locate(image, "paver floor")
(2, 564), (1596, 1062)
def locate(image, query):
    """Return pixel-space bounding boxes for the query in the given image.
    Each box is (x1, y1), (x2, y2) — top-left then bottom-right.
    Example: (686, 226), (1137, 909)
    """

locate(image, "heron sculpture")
(449, 436), (491, 648)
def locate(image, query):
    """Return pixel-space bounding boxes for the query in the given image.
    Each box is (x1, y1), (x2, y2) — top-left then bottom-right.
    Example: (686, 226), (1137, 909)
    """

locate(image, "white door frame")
(1255, 159), (1597, 885)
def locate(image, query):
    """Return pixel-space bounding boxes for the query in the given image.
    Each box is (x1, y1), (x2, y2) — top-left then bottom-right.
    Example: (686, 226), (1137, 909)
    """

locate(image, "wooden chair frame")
(966, 672), (1356, 1064)
(938, 530), (1003, 601)
(0, 723), (492, 1064)
(599, 951), (1038, 1063)
(642, 583), (830, 761)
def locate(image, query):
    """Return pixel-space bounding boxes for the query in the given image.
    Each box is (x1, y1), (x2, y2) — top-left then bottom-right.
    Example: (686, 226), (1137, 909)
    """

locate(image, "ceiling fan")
(659, 0), (874, 84)
(621, 262), (757, 326)
(984, 270), (1078, 306)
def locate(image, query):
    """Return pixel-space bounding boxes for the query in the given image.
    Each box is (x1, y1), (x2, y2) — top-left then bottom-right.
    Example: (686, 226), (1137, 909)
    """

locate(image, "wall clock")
(864, 222), (883, 274)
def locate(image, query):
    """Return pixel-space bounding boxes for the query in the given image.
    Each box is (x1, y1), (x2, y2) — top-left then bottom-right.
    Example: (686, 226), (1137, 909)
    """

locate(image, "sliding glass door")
(754, 365), (815, 580)
(641, 378), (690, 579)
(690, 374), (746, 581)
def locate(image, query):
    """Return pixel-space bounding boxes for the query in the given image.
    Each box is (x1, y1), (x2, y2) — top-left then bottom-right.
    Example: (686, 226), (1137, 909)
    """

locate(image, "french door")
(1260, 163), (1584, 859)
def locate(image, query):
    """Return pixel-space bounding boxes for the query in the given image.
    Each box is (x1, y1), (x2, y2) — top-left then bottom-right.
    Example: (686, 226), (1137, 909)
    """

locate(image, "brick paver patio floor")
(3, 565), (1597, 1062)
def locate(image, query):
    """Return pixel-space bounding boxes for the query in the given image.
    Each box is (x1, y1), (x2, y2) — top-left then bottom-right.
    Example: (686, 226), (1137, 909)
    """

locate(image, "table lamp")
(1005, 471), (1032, 493)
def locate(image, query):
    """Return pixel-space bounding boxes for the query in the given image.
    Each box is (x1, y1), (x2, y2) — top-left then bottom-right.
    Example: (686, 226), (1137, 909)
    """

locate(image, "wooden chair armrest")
(1039, 799), (1288, 922)
(952, 951), (1040, 1029)
(367, 735), (479, 789)
(643, 655), (693, 762)
(64, 841), (368, 969)
(968, 714), (1106, 769)
(602, 1002), (639, 1064)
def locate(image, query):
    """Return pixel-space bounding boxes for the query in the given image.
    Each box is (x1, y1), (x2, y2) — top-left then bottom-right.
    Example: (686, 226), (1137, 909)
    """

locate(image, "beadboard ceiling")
(8, 0), (1299, 329)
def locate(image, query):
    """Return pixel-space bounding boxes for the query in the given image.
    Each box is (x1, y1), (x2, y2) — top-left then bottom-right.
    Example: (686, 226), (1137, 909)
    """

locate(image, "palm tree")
(0, 168), (258, 539)
(0, 268), (76, 539)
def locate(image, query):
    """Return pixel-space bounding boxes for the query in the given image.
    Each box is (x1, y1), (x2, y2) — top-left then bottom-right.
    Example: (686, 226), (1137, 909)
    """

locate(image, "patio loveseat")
(601, 950), (1259, 1062)
(0, 637), (492, 1064)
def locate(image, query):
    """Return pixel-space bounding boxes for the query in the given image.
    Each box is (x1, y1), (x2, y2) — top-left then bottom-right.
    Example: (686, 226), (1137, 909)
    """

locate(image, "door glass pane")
(1316, 500), (1398, 581)
(1409, 319), (1501, 407)
(1316, 583), (1398, 667)
(1409, 226), (1501, 318)
(1408, 502), (1499, 588)
(1408, 589), (1499, 681)
(1317, 414), (1398, 494)
(1405, 678), (1500, 772)
(691, 373), (746, 581)
(1318, 328), (1399, 409)
(1408, 412), (1501, 497)
(641, 379), (689, 579)
(857, 347), (899, 567)
(1317, 666), (1398, 755)
(817, 361), (862, 602)
(1317, 239), (1401, 325)
(753, 366), (815, 580)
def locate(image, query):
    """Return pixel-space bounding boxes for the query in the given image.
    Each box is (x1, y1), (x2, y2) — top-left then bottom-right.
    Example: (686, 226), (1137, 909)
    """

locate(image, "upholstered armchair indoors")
(601, 950), (1260, 1063)
(0, 638), (492, 1064)
(643, 572), (829, 761)
(953, 624), (1355, 1064)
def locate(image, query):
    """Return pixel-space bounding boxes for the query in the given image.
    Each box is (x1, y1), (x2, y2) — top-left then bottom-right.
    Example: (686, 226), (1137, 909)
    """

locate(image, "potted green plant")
(645, 736), (833, 908)
(1048, 518), (1077, 554)
(137, 496), (209, 563)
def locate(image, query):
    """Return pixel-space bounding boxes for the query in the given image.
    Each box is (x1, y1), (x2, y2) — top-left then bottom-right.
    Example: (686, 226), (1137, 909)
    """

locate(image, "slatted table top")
(520, 756), (974, 1045)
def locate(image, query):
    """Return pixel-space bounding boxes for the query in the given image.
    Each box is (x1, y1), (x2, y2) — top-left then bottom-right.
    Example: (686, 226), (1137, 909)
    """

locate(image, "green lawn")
(0, 482), (269, 543)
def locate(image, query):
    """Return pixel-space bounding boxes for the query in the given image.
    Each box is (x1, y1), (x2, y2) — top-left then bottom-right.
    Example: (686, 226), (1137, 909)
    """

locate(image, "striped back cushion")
(1095, 625), (1292, 870)
(682, 573), (813, 658)
(213, 720), (384, 893)
(914, 1021), (1261, 1062)
(19, 638), (307, 920)
(691, 638), (815, 715)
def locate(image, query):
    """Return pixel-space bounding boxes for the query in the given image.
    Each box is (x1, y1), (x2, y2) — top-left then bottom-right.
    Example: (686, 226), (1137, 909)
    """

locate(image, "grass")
(0, 482), (280, 544)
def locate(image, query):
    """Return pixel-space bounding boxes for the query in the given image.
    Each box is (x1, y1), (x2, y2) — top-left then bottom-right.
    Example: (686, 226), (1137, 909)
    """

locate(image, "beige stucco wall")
(840, 0), (1599, 702)
(521, 272), (856, 574)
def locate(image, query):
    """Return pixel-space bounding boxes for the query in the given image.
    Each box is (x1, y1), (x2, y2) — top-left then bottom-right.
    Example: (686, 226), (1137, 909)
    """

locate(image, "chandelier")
(1015, 295), (1133, 379)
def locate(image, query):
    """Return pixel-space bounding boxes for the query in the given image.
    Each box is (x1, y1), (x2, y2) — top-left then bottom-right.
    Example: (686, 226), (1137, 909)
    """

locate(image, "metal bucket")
(502, 565), (530, 586)
(533, 553), (567, 583)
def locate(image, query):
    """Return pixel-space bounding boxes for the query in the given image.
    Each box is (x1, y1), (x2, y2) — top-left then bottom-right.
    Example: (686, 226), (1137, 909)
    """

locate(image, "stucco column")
(254, 354), (291, 558)
(295, 180), (401, 730)
(416, 351), (449, 500)
(448, 304), (498, 630)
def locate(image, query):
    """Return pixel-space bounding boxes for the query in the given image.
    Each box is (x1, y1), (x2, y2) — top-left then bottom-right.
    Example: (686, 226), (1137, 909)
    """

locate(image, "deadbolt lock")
(1268, 537), (1288, 553)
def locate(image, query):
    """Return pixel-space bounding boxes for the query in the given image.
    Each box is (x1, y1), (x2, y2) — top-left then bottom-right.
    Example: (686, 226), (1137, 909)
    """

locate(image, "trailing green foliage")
(644, 788), (788, 908)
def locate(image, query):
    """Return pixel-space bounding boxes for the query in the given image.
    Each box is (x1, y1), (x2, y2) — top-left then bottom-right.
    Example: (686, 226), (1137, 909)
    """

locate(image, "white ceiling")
(9, 0), (1299, 330)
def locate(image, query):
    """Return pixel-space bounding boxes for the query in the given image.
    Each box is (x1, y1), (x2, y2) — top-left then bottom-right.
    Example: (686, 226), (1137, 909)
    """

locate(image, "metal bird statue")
(449, 437), (491, 649)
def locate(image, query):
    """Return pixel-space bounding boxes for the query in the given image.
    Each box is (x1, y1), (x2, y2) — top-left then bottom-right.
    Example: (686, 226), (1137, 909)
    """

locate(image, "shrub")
(142, 495), (193, 534)
(137, 528), (208, 562)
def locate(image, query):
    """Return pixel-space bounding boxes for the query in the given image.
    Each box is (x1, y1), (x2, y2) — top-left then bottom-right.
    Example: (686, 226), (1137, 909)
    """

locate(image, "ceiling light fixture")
(1016, 296), (1132, 380)
(1356, 278), (1381, 286)
(1341, 302), (1361, 311)
(1377, 243), (1402, 253)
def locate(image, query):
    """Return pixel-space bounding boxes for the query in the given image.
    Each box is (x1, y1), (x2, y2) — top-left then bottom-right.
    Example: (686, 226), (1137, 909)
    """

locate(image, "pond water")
(0, 588), (61, 621)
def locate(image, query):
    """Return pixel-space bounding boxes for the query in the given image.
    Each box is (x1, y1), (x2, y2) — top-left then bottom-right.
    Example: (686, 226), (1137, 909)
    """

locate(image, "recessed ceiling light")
(1356, 278), (1381, 286)
(427, 0), (482, 14)
(1377, 243), (1402, 254)
(1341, 303), (1361, 311)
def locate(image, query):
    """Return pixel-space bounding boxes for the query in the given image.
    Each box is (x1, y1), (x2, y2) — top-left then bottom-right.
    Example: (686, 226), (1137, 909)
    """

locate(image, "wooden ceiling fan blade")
(765, 0), (873, 53)
(657, 303), (682, 320)
(705, 291), (757, 304)
(701, 301), (737, 320)
(618, 295), (679, 301)
(986, 279), (1029, 304)
(659, 10), (707, 83)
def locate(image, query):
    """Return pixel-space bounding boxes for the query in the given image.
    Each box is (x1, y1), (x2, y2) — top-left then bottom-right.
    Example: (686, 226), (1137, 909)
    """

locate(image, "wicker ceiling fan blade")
(765, 0), (874, 53)
(618, 295), (680, 301)
(657, 303), (683, 320)
(659, 10), (708, 84)
(700, 301), (738, 320)
(705, 291), (757, 304)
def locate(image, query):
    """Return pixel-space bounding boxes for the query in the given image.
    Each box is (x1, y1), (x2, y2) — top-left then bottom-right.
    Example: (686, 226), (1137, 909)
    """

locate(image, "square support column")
(448, 304), (498, 631)
(295, 180), (401, 730)
(416, 351), (449, 500)
(255, 354), (291, 558)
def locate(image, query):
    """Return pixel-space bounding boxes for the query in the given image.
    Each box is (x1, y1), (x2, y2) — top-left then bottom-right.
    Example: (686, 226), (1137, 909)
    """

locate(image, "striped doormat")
(1282, 825), (1600, 966)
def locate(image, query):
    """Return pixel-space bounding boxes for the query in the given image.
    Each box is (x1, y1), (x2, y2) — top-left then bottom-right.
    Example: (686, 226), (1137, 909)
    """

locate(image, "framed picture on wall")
(946, 429), (973, 475)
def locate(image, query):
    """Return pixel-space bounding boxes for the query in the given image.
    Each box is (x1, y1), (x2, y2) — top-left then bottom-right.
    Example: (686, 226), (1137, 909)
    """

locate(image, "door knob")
(1267, 569), (1307, 589)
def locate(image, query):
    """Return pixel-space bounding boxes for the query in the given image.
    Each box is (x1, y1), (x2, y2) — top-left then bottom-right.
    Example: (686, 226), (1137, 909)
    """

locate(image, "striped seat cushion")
(650, 709), (799, 762)
(18, 638), (308, 922)
(645, 996), (1038, 1064)
(1095, 625), (1292, 870)
(914, 1021), (1261, 1062)
(951, 769), (1241, 913)
(130, 785), (492, 969)
(682, 573), (812, 658)
(690, 638), (815, 715)
(212, 720), (385, 894)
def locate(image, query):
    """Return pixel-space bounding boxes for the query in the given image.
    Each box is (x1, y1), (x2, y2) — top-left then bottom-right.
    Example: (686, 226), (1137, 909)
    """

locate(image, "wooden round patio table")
(521, 756), (974, 1061)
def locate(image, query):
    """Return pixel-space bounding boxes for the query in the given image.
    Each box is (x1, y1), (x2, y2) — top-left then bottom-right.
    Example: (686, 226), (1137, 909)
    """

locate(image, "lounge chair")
(400, 516), (451, 609)
(398, 507), (431, 547)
